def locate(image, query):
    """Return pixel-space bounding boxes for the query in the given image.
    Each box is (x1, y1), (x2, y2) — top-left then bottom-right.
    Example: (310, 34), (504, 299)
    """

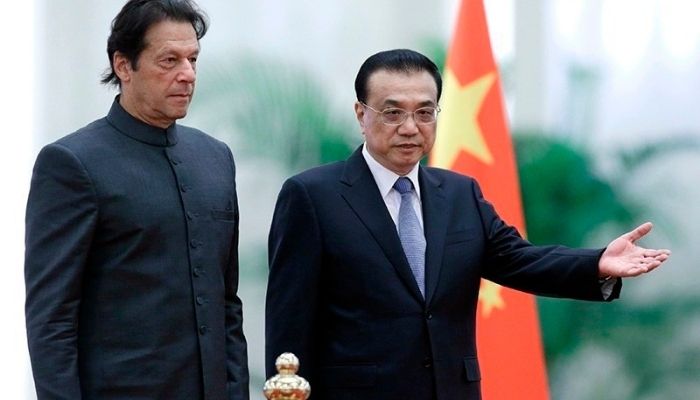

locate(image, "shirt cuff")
(599, 277), (618, 300)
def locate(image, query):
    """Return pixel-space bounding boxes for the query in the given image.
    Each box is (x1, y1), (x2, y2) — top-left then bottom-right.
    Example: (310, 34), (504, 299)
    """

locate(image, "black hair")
(354, 49), (443, 103)
(101, 0), (209, 86)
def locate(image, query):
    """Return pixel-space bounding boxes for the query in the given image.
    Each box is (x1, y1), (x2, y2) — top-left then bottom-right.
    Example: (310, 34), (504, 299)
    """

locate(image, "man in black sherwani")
(25, 1), (249, 399)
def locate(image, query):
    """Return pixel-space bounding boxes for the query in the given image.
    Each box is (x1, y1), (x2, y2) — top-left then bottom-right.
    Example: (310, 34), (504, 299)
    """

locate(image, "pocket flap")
(445, 228), (479, 245)
(211, 209), (235, 221)
(463, 356), (481, 382)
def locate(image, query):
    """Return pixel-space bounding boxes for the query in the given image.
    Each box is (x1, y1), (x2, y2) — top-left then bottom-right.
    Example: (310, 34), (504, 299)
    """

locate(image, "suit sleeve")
(473, 180), (621, 301)
(25, 143), (98, 399)
(265, 177), (323, 381)
(224, 149), (250, 400)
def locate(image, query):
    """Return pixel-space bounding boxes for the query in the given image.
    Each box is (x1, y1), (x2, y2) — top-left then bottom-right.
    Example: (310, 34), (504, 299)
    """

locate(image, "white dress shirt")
(362, 143), (423, 230)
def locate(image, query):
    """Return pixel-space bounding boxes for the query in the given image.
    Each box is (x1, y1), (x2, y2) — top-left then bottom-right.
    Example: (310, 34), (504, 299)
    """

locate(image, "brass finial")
(263, 353), (311, 400)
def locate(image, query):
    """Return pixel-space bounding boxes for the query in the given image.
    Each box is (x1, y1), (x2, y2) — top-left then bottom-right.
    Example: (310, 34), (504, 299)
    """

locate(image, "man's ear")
(113, 51), (133, 83)
(354, 101), (366, 130)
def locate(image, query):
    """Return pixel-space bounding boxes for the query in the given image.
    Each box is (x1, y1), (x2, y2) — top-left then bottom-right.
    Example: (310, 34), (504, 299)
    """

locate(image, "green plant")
(193, 54), (357, 171)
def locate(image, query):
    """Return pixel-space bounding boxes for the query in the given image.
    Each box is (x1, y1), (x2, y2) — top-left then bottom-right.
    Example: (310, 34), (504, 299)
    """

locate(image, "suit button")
(426, 312), (433, 320)
(196, 295), (206, 305)
(186, 211), (194, 220)
(193, 267), (203, 277)
(199, 325), (208, 335)
(180, 184), (189, 192)
(190, 240), (198, 248)
(169, 157), (180, 165)
(423, 357), (432, 368)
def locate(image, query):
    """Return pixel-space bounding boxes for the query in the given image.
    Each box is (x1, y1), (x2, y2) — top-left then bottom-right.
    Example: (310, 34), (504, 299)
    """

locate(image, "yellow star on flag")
(478, 280), (505, 318)
(433, 69), (496, 169)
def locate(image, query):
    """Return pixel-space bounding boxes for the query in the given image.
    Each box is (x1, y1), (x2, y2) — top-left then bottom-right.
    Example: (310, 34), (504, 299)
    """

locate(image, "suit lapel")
(339, 148), (425, 303)
(419, 167), (448, 305)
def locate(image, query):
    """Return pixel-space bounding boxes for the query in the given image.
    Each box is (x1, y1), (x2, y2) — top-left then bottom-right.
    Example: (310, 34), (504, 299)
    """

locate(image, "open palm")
(599, 222), (671, 278)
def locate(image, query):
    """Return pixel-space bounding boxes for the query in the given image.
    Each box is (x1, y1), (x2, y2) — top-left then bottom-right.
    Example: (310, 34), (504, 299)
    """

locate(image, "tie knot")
(393, 177), (414, 195)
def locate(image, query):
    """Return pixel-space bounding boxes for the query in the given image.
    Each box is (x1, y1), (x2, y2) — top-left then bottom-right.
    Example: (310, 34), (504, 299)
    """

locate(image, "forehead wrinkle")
(153, 42), (200, 58)
(144, 21), (199, 55)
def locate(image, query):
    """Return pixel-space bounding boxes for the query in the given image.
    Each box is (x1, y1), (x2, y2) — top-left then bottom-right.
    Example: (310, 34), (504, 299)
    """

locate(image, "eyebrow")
(381, 99), (437, 108)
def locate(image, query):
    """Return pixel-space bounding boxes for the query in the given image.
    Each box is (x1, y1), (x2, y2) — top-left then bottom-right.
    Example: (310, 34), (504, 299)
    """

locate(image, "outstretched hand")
(599, 222), (671, 278)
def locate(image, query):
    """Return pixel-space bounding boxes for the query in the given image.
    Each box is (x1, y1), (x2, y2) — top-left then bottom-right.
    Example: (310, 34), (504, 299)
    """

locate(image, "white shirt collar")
(361, 143), (421, 200)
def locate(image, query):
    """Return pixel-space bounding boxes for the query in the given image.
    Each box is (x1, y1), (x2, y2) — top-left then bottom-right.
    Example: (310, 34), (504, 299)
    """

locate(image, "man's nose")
(397, 113), (420, 135)
(177, 60), (196, 82)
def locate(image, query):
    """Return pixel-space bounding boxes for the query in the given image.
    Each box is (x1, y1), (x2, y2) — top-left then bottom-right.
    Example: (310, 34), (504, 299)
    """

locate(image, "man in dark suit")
(265, 49), (670, 399)
(24, 1), (249, 399)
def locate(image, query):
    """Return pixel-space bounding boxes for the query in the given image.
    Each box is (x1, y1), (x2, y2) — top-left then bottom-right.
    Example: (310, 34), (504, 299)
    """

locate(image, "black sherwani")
(25, 99), (249, 400)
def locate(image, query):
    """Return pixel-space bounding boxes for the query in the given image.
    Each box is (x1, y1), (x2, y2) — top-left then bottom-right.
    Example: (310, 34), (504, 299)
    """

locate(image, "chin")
(170, 108), (189, 120)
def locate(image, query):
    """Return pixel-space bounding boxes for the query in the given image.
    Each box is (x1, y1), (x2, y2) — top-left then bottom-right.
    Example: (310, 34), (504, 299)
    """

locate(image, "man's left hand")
(599, 222), (671, 278)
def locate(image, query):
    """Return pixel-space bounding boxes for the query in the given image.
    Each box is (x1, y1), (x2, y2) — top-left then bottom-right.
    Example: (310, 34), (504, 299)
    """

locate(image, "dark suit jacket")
(265, 147), (620, 400)
(25, 99), (249, 400)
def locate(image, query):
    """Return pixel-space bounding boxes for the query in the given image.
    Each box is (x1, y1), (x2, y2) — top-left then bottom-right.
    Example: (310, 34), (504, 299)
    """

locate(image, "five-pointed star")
(478, 280), (505, 317)
(433, 69), (496, 169)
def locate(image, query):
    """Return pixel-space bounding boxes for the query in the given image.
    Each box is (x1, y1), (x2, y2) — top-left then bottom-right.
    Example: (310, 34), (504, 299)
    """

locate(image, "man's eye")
(383, 109), (403, 116)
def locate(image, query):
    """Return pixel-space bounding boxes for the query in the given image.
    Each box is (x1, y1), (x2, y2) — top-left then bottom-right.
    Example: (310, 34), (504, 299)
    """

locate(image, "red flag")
(430, 0), (550, 398)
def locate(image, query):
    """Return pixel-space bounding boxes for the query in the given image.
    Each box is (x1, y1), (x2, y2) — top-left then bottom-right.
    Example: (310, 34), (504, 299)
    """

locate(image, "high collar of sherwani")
(106, 96), (179, 147)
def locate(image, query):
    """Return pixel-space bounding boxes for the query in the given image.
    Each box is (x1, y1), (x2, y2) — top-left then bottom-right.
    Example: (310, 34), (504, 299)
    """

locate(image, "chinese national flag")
(430, 0), (549, 398)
